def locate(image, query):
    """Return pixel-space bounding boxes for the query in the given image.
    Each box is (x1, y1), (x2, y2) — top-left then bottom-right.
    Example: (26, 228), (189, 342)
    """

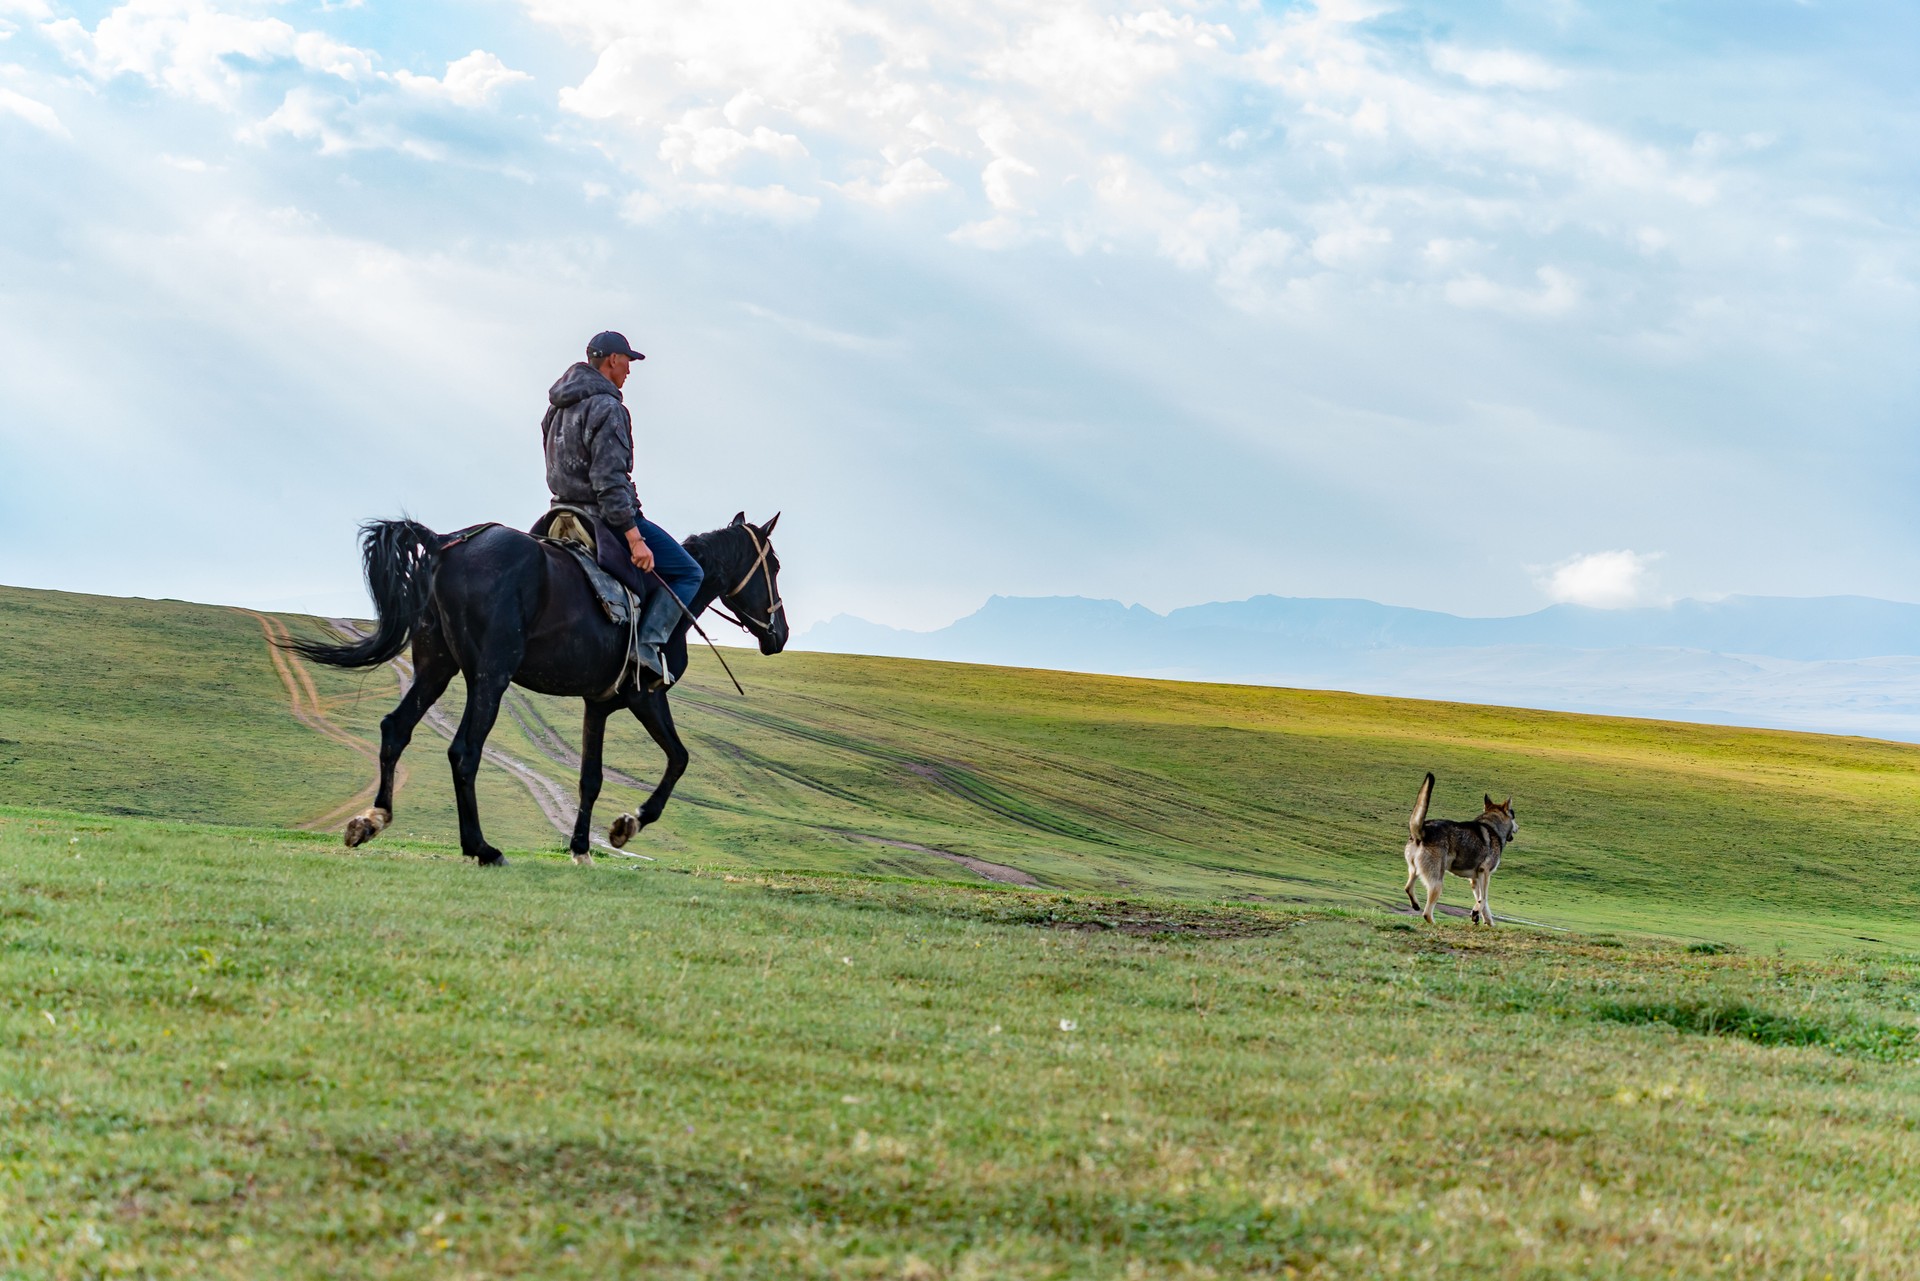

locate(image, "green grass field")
(8, 582), (1920, 1276)
(9, 813), (1920, 1278)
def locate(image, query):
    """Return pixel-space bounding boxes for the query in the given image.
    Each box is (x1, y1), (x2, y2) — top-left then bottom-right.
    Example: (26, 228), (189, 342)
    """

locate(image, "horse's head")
(707, 511), (787, 655)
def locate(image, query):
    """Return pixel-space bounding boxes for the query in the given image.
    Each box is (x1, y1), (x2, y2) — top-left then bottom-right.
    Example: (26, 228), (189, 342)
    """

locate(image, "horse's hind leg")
(448, 666), (515, 866)
(346, 631), (456, 848)
(1418, 855), (1444, 925)
(610, 690), (688, 846)
(569, 700), (616, 865)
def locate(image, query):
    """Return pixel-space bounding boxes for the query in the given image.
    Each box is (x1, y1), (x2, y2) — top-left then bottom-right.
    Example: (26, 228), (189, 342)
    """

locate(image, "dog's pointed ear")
(1485, 793), (1496, 811)
(760, 511), (780, 537)
(731, 511), (747, 526)
(1503, 796), (1513, 812)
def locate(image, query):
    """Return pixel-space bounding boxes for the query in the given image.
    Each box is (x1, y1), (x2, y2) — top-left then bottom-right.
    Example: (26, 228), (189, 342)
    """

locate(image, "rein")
(647, 523), (782, 698)
(647, 569), (746, 697)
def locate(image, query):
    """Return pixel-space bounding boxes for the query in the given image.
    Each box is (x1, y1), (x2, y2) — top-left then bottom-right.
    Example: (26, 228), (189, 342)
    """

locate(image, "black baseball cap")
(587, 330), (645, 361)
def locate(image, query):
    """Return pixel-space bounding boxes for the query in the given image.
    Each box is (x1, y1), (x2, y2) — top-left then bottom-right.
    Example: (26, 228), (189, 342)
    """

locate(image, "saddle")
(530, 507), (635, 627)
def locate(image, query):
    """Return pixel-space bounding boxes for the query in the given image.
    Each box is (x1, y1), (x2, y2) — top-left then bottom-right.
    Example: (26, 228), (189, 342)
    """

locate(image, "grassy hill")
(6, 582), (1920, 953)
(9, 812), (1920, 1278)
(9, 583), (1920, 1276)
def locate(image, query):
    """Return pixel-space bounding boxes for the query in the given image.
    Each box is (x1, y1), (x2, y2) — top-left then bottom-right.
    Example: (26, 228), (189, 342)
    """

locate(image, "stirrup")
(636, 643), (672, 692)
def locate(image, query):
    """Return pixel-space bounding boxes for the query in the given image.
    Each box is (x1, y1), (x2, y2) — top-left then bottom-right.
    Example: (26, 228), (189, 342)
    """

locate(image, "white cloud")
(659, 110), (808, 177)
(1539, 550), (1664, 609)
(50, 7), (537, 160)
(392, 50), (531, 108)
(984, 7), (1229, 115)
(840, 155), (951, 206)
(0, 86), (66, 136)
(1312, 220), (1392, 268)
(1430, 45), (1567, 90)
(49, 0), (373, 108)
(1446, 266), (1580, 315)
(516, 0), (1747, 330)
(740, 302), (893, 351)
(621, 182), (819, 223)
(1217, 227), (1298, 307)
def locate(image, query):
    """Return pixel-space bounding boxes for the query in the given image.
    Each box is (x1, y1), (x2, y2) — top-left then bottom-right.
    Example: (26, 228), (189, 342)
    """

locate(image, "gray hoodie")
(541, 362), (641, 533)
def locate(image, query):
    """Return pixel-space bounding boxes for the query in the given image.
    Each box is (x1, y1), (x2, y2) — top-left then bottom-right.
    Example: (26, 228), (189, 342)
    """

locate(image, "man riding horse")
(539, 330), (704, 690)
(282, 326), (789, 866)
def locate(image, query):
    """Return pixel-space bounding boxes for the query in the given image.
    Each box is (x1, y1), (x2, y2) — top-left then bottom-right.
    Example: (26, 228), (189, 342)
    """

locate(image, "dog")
(1402, 773), (1516, 925)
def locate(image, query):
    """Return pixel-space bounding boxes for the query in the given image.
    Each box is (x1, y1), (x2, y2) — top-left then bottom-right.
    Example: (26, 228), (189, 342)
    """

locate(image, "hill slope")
(6, 583), (1920, 952)
(801, 593), (1920, 738)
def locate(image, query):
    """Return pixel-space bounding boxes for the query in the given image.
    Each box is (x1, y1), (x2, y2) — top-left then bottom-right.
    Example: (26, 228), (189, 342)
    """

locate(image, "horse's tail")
(281, 519), (443, 668)
(1409, 772), (1435, 843)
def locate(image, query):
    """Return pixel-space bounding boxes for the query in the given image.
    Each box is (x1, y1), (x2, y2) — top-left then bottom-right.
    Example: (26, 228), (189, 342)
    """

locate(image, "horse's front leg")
(609, 690), (688, 847)
(448, 666), (515, 866)
(569, 700), (615, 865)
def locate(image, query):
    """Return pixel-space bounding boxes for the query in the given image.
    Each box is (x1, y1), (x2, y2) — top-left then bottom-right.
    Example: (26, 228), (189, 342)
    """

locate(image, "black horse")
(286, 512), (787, 865)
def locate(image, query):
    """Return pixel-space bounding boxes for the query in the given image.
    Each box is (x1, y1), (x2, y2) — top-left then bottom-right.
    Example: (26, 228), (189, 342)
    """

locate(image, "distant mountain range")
(797, 595), (1920, 741)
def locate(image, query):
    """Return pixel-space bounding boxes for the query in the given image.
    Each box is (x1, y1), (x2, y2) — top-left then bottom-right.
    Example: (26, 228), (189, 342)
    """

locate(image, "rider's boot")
(632, 587), (684, 692)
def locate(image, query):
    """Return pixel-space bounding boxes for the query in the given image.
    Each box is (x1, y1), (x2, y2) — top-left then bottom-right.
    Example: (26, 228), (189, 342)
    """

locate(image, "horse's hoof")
(477, 848), (509, 867)
(609, 814), (639, 849)
(343, 808), (390, 849)
(572, 851), (594, 867)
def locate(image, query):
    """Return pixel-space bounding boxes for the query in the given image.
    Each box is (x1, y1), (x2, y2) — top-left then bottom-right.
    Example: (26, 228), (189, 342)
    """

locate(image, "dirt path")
(236, 609), (408, 831)
(502, 691), (647, 789)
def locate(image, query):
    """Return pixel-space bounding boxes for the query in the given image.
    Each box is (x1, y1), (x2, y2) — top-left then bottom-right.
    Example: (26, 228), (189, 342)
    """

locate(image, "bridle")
(640, 521), (781, 698)
(710, 523), (784, 637)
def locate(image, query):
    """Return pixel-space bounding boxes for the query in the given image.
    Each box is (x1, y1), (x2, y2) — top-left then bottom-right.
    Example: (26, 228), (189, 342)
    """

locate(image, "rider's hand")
(626, 528), (655, 573)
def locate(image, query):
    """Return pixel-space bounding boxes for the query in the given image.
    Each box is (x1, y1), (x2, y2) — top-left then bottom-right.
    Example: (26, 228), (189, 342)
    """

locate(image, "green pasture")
(7, 812), (1920, 1278)
(10, 583), (1920, 1276)
(6, 583), (1920, 953)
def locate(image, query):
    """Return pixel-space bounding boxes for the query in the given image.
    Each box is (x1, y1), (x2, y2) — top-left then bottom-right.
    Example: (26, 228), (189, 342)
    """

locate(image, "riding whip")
(646, 568), (747, 696)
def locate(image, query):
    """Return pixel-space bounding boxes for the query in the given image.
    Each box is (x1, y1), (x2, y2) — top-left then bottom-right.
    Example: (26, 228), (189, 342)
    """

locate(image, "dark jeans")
(593, 517), (704, 607)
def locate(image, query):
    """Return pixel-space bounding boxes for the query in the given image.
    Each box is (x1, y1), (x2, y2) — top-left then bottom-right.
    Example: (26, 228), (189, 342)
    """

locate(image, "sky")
(1, 0), (1916, 632)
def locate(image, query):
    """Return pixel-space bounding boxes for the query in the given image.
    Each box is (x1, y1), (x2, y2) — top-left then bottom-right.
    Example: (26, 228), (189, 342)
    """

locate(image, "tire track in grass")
(517, 668), (1046, 882)
(676, 692), (1116, 845)
(825, 830), (1039, 886)
(751, 687), (1378, 856)
(670, 690), (1048, 884)
(502, 690), (647, 789)
(235, 609), (401, 831)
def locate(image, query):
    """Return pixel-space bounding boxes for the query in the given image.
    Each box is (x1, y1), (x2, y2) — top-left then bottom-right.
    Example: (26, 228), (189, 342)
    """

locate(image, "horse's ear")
(730, 511), (746, 526)
(760, 511), (780, 537)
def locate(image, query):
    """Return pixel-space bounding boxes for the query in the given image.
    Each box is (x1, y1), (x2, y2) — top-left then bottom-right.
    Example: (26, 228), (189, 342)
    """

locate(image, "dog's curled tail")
(1409, 772), (1435, 842)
